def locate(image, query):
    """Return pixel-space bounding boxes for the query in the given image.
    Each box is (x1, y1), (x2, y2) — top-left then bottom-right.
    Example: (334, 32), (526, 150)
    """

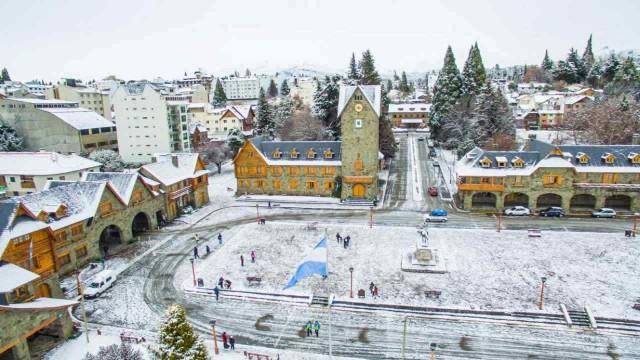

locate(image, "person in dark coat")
(218, 277), (224, 288)
(102, 244), (109, 256)
(218, 233), (223, 244)
(205, 245), (210, 255)
(225, 279), (232, 289)
(268, 201), (272, 209)
(213, 286), (220, 301)
(229, 335), (235, 350)
(222, 332), (228, 348)
(336, 233), (342, 244)
(369, 282), (375, 296)
(344, 236), (350, 249)
(240, 255), (244, 266)
(193, 246), (199, 259)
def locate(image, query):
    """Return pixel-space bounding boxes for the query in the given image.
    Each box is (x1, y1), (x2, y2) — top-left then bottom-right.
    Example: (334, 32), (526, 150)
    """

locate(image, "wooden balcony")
(20, 181), (36, 189)
(458, 183), (505, 192)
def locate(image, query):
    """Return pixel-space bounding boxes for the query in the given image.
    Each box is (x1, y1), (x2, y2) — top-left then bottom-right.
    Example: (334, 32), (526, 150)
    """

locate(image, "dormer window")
(601, 153), (615, 164)
(550, 148), (563, 156)
(480, 157), (492, 168)
(324, 149), (334, 159)
(628, 153), (640, 164)
(272, 149), (281, 159)
(495, 156), (507, 168)
(512, 157), (524, 168)
(290, 149), (299, 159)
(576, 152), (590, 164)
(307, 149), (316, 159)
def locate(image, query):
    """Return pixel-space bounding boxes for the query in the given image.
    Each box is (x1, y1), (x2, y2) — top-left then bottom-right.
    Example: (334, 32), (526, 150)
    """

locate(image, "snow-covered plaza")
(179, 222), (640, 319)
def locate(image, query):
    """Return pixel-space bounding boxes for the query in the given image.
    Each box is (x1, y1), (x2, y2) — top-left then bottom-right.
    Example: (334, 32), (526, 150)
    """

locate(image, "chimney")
(171, 155), (179, 168)
(633, 134), (640, 145)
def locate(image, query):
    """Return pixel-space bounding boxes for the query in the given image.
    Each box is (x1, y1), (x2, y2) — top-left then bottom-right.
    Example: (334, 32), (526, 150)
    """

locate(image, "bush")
(83, 343), (143, 360)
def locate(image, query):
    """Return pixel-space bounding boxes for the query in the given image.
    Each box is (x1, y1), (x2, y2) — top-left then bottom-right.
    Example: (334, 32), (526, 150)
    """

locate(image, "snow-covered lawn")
(44, 334), (151, 360)
(178, 222), (640, 319)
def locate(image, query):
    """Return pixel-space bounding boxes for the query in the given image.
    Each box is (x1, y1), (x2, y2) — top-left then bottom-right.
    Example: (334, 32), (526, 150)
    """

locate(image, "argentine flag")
(284, 237), (328, 289)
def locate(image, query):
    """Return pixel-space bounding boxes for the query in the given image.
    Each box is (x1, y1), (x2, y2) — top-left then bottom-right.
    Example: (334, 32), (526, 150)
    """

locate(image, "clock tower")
(338, 85), (381, 200)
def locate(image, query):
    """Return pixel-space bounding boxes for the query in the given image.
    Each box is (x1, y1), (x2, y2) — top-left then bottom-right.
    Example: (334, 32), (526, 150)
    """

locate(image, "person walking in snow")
(268, 201), (272, 209)
(222, 332), (228, 348)
(225, 279), (232, 289)
(229, 335), (235, 350)
(344, 236), (350, 249)
(240, 255), (244, 266)
(193, 246), (199, 259)
(305, 321), (313, 337)
(214, 286), (220, 301)
(369, 282), (375, 296)
(336, 233), (342, 244)
(373, 286), (379, 298)
(205, 245), (210, 255)
(194, 233), (199, 242)
(314, 321), (320, 337)
(218, 277), (224, 288)
(218, 233), (223, 244)
(251, 251), (256, 263)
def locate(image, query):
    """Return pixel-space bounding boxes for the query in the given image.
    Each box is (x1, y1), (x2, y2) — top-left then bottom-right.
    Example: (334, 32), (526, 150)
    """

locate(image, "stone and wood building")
(234, 85), (382, 200)
(457, 139), (640, 212)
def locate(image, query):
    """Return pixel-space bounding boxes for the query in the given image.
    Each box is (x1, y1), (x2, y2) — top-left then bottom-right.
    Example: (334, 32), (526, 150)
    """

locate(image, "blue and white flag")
(284, 237), (328, 289)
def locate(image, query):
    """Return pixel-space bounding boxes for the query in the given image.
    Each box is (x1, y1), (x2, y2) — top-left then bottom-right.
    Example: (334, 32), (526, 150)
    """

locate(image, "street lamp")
(209, 320), (219, 355)
(190, 258), (196, 287)
(430, 342), (437, 360)
(538, 276), (548, 310)
(349, 267), (354, 298)
(369, 206), (374, 228)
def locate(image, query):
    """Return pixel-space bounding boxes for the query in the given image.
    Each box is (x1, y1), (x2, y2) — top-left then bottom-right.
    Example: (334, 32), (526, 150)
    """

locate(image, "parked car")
(432, 160), (440, 167)
(538, 207), (565, 217)
(424, 209), (448, 222)
(181, 205), (194, 215)
(427, 140), (435, 148)
(591, 208), (617, 218)
(417, 136), (425, 141)
(504, 206), (530, 216)
(428, 186), (438, 196)
(84, 270), (117, 299)
(429, 149), (437, 157)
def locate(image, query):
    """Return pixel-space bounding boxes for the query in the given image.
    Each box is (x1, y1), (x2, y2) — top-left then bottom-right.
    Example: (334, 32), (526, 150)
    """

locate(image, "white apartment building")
(219, 76), (260, 99)
(45, 84), (112, 120)
(112, 83), (192, 163)
(0, 151), (101, 197)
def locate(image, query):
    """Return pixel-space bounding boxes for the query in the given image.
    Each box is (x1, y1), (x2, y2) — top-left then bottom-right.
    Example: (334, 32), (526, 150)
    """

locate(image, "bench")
(244, 351), (271, 360)
(528, 229), (542, 237)
(305, 222), (319, 231)
(120, 333), (145, 344)
(424, 290), (442, 298)
(246, 276), (262, 285)
(633, 304), (640, 311)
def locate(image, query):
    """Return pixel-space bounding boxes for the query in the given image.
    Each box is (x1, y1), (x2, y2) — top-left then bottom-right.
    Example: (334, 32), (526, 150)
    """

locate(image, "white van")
(84, 270), (117, 298)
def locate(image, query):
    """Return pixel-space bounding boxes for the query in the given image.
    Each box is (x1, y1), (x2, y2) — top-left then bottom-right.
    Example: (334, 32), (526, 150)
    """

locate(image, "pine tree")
(553, 60), (577, 84)
(1, 68), (10, 83)
(226, 128), (245, 155)
(359, 50), (381, 85)
(379, 86), (398, 158)
(386, 79), (393, 92)
(154, 304), (208, 360)
(398, 71), (410, 93)
(476, 81), (516, 138)
(0, 120), (23, 151)
(424, 74), (429, 92)
(280, 79), (290, 96)
(582, 34), (595, 70)
(274, 96), (294, 135)
(312, 76), (340, 139)
(256, 87), (275, 137)
(430, 46), (463, 140)
(393, 70), (399, 81)
(211, 79), (227, 107)
(461, 45), (481, 95)
(89, 150), (124, 172)
(567, 47), (586, 83)
(267, 79), (278, 98)
(347, 52), (360, 81)
(586, 61), (603, 88)
(602, 53), (621, 83)
(245, 68), (252, 77)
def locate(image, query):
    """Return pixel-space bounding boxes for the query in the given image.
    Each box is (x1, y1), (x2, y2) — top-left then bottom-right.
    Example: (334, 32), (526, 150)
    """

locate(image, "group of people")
(305, 321), (321, 337)
(192, 233), (223, 259)
(221, 332), (235, 350)
(369, 282), (380, 298)
(218, 277), (232, 290)
(240, 251), (257, 266)
(335, 233), (351, 249)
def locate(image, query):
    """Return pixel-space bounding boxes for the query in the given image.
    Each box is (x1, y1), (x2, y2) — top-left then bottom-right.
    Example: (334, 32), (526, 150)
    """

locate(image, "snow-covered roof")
(189, 123), (208, 134)
(0, 297), (78, 310)
(82, 172), (139, 204)
(248, 136), (342, 166)
(8, 98), (76, 105)
(388, 103), (431, 113)
(140, 153), (204, 186)
(337, 85), (382, 118)
(0, 152), (101, 176)
(40, 107), (115, 130)
(0, 263), (40, 292)
(495, 156), (508, 163)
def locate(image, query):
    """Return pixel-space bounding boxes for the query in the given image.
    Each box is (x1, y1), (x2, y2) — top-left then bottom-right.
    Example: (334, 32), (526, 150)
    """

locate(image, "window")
(287, 166), (300, 175)
(272, 150), (281, 158)
(324, 181), (334, 190)
(290, 149), (299, 158)
(513, 176), (523, 186)
(512, 158), (524, 168)
(10, 177), (15, 182)
(80, 129), (89, 135)
(254, 180), (266, 188)
(75, 246), (88, 258)
(290, 179), (298, 189)
(355, 119), (362, 128)
(497, 161), (506, 168)
(305, 167), (317, 175)
(12, 234), (31, 246)
(602, 173), (619, 184)
(59, 176), (65, 180)
(307, 149), (316, 159)
(602, 153), (615, 164)
(58, 253), (71, 266)
(273, 179), (280, 189)
(306, 181), (318, 189)
(100, 127), (111, 133)
(270, 166), (283, 176)
(480, 157), (492, 168)
(543, 175), (562, 186)
(99, 202), (113, 216)
(481, 177), (490, 184)
(56, 230), (67, 242)
(91, 128), (100, 134)
(324, 149), (334, 159)
(71, 224), (83, 237)
(322, 167), (335, 175)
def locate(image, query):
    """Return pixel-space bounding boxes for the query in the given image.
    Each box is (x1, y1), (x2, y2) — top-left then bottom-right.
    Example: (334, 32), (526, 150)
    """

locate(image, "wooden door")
(36, 283), (51, 298)
(352, 184), (365, 198)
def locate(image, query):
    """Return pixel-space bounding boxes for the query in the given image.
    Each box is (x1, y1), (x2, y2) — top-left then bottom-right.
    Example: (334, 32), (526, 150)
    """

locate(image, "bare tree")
(280, 108), (325, 141)
(200, 143), (232, 174)
(563, 98), (639, 144)
(483, 132), (517, 151)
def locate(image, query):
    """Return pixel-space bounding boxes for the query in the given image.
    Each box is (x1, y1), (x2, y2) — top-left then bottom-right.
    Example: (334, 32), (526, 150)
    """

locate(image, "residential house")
(139, 153), (210, 221)
(205, 105), (256, 135)
(564, 95), (593, 113)
(234, 85), (382, 200)
(456, 139), (640, 212)
(176, 70), (214, 92)
(388, 103), (430, 129)
(0, 152), (101, 197)
(0, 98), (118, 154)
(189, 123), (209, 151)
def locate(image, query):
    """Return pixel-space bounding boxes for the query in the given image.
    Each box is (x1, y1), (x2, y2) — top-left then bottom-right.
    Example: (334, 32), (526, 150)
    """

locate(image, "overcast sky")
(1, 0), (639, 82)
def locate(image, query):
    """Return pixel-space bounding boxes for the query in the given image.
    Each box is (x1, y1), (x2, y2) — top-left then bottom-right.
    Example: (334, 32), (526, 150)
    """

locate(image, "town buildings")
(220, 76), (260, 100)
(45, 84), (112, 120)
(234, 85), (382, 200)
(204, 105), (256, 135)
(513, 87), (596, 129)
(0, 152), (101, 197)
(176, 70), (214, 92)
(388, 103), (431, 129)
(189, 123), (209, 150)
(456, 139), (640, 212)
(111, 83), (193, 163)
(0, 98), (118, 154)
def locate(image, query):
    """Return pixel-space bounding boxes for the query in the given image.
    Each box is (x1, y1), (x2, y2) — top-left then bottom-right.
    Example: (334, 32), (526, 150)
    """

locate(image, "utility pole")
(497, 214), (502, 233)
(75, 272), (89, 343)
(256, 204), (260, 224)
(369, 206), (374, 228)
(634, 213), (638, 237)
(401, 317), (407, 359)
(538, 276), (547, 310)
(190, 258), (196, 286)
(210, 320), (219, 355)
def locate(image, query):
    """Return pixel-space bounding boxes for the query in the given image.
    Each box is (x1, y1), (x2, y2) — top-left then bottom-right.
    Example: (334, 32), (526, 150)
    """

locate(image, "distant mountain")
(249, 62), (342, 78)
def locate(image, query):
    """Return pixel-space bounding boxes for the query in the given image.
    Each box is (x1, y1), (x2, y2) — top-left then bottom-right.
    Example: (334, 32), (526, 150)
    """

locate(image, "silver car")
(591, 208), (617, 218)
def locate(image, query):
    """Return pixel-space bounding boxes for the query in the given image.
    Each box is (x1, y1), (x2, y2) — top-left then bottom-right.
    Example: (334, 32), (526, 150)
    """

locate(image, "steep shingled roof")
(337, 85), (382, 118)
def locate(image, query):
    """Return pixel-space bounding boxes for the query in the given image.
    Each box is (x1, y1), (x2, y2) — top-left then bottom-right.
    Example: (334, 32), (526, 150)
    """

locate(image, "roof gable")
(337, 85), (382, 118)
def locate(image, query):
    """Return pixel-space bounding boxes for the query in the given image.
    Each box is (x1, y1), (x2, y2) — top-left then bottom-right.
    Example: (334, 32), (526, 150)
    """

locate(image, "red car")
(428, 186), (438, 196)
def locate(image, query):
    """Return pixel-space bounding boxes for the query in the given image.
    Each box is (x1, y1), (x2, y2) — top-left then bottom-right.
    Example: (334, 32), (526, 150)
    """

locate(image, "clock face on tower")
(354, 103), (363, 112)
